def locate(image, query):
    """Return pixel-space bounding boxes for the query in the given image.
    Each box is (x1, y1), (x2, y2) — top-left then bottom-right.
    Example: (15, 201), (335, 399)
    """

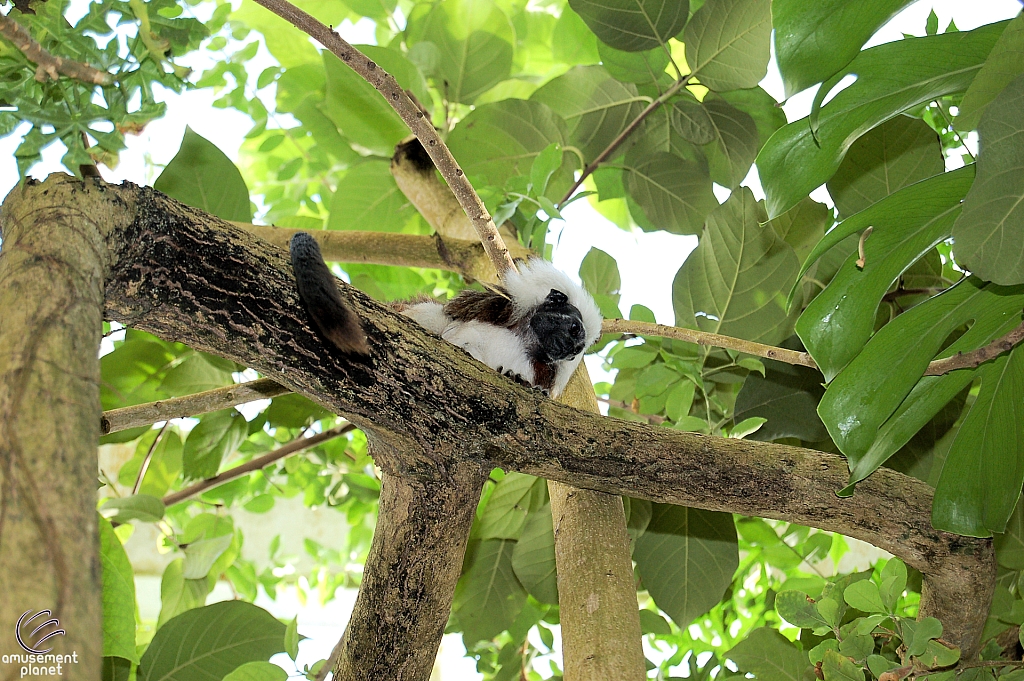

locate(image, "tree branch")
(246, 0), (515, 276)
(162, 424), (354, 506)
(17, 176), (985, 657)
(0, 14), (114, 85)
(558, 76), (691, 205)
(923, 319), (1024, 376)
(101, 377), (289, 434)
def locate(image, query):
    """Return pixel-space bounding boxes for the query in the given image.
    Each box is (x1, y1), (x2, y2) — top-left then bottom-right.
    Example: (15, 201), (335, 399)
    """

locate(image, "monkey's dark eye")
(570, 320), (581, 335)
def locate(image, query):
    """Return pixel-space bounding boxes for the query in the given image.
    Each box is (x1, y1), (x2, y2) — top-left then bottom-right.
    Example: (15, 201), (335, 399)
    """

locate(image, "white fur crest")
(503, 258), (603, 348)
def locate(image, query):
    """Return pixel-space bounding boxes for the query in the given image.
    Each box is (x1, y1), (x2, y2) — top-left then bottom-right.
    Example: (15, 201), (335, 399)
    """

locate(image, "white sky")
(2, 1), (1021, 678)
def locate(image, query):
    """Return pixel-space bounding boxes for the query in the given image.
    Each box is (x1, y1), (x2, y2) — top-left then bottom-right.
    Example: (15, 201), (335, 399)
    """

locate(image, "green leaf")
(916, 640), (961, 669)
(139, 601), (286, 681)
(810, 640), (841, 665)
(597, 42), (671, 85)
(772, 0), (914, 98)
(879, 559), (907, 611)
(821, 649), (864, 681)
(839, 634), (875, 663)
(454, 539), (528, 643)
(154, 127), (252, 222)
(579, 247), (621, 302)
(633, 504), (739, 628)
(684, 0), (772, 92)
(568, 0), (689, 52)
(776, 590), (829, 628)
(905, 617), (943, 658)
(531, 143), (564, 196)
(222, 662), (288, 681)
(477, 473), (543, 540)
(933, 342), (1024, 536)
(327, 160), (413, 233)
(623, 148), (718, 235)
(511, 504), (559, 604)
(100, 516), (139, 663)
(996, 497), (1024, 569)
(552, 8), (601, 66)
(795, 167), (976, 382)
(816, 597), (841, 627)
(827, 116), (944, 220)
(103, 657), (132, 681)
(182, 533), (234, 579)
(531, 65), (646, 163)
(665, 380), (696, 422)
(703, 97), (760, 189)
(952, 73), (1024, 286)
(625, 497), (653, 542)
(718, 86), (788, 149)
(157, 559), (211, 628)
(672, 99), (716, 146)
(768, 197), (831, 268)
(727, 627), (813, 681)
(406, 0), (514, 103)
(264, 393), (332, 429)
(840, 279), (1024, 484)
(284, 617), (299, 661)
(843, 580), (885, 614)
(674, 188), (800, 345)
(734, 348), (828, 442)
(161, 354), (234, 396)
(321, 52), (407, 157)
(758, 23), (1006, 218)
(182, 409), (249, 481)
(100, 494), (166, 524)
(639, 609), (672, 635)
(958, 13), (1024, 130)
(448, 99), (571, 196)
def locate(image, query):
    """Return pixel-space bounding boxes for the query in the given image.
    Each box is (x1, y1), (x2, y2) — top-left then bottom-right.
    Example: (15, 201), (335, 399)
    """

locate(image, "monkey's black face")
(530, 289), (588, 362)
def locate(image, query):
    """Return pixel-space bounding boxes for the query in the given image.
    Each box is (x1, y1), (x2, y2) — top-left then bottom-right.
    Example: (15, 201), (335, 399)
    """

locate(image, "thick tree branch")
(102, 377), (289, 434)
(0, 15), (114, 85)
(161, 424), (354, 506)
(246, 0), (515, 276)
(12, 176), (984, 657)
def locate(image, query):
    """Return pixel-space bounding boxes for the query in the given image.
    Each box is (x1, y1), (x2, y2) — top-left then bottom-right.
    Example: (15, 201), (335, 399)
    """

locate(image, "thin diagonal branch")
(162, 424), (354, 506)
(247, 0), (515, 277)
(558, 75), (691, 205)
(924, 318), (1024, 376)
(0, 15), (114, 85)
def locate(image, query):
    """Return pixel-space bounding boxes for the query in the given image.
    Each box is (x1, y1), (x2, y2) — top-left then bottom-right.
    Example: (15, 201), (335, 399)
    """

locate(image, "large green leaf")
(326, 160), (413, 233)
(768, 197), (831, 267)
(447, 98), (571, 193)
(568, 0), (689, 52)
(728, 627), (813, 681)
(734, 342), (828, 443)
(597, 41), (671, 85)
(531, 66), (647, 163)
(843, 280), (1024, 483)
(453, 539), (528, 643)
(795, 167), (975, 381)
(674, 188), (800, 345)
(933, 343), (1024, 537)
(157, 559), (210, 628)
(476, 472), (544, 540)
(321, 51), (408, 157)
(182, 409), (249, 481)
(952, 73), (1024, 286)
(222, 662), (287, 681)
(718, 86), (788, 148)
(702, 97), (759, 188)
(100, 517), (139, 664)
(758, 23), (1007, 218)
(511, 504), (558, 604)
(633, 504), (738, 628)
(820, 277), (1024, 470)
(406, 0), (514, 104)
(622, 148), (717, 235)
(958, 13), (1024, 130)
(827, 116), (944, 220)
(772, 0), (914, 98)
(138, 601), (286, 681)
(684, 0), (772, 92)
(552, 8), (601, 66)
(154, 128), (252, 223)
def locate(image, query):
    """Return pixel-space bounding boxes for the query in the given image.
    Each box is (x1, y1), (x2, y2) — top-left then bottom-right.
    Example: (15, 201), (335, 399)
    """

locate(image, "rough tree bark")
(0, 176), (997, 679)
(392, 143), (646, 679)
(0, 179), (115, 681)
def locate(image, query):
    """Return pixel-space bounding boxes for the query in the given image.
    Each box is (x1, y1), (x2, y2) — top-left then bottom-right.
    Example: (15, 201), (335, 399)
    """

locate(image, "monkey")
(289, 233), (602, 398)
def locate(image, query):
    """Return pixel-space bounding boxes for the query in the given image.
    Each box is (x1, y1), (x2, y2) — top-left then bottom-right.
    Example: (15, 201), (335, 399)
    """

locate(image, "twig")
(101, 377), (289, 434)
(132, 421), (170, 495)
(162, 424), (355, 506)
(923, 318), (1024, 376)
(247, 0), (515, 277)
(558, 75), (691, 205)
(316, 639), (345, 681)
(0, 15), (114, 85)
(602, 318), (819, 369)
